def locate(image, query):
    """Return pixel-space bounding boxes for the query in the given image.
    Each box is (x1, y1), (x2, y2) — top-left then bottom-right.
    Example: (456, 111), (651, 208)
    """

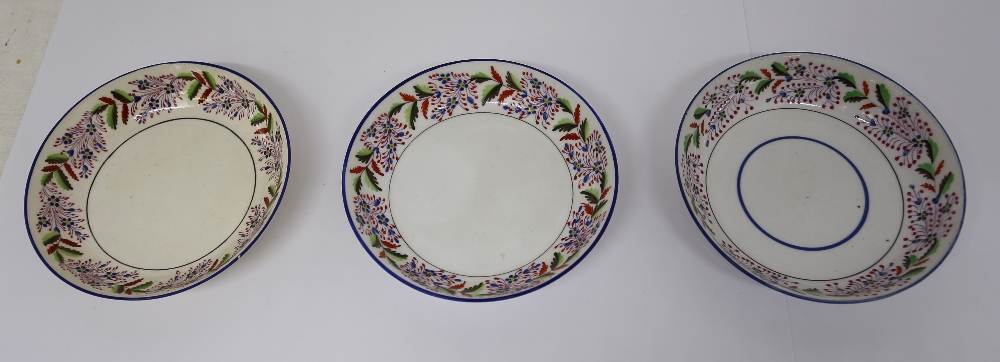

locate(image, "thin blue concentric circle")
(736, 136), (869, 251)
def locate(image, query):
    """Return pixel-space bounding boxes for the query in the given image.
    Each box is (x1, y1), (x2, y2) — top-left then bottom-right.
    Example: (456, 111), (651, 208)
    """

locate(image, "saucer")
(676, 53), (964, 303)
(25, 62), (290, 299)
(343, 60), (618, 301)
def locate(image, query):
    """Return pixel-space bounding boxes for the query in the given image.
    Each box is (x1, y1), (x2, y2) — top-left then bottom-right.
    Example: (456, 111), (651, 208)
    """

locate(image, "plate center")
(88, 118), (255, 270)
(738, 136), (868, 250)
(389, 112), (572, 276)
(706, 108), (902, 280)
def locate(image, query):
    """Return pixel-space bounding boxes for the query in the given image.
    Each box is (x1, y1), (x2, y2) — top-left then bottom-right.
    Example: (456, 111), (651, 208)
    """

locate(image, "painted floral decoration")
(345, 61), (617, 301)
(26, 63), (289, 299)
(677, 54), (963, 302)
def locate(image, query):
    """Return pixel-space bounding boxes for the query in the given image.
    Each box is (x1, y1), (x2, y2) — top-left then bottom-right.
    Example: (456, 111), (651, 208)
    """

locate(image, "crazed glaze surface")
(25, 62), (290, 300)
(676, 53), (964, 303)
(343, 59), (618, 301)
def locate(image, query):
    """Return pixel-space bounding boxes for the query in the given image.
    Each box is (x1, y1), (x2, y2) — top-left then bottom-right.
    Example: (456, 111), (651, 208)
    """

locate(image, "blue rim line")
(341, 59), (619, 302)
(23, 61), (292, 301)
(736, 136), (869, 251)
(674, 51), (967, 304)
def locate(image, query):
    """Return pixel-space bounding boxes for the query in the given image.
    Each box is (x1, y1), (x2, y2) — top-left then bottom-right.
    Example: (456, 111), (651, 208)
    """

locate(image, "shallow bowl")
(343, 59), (618, 301)
(25, 62), (290, 299)
(676, 52), (965, 303)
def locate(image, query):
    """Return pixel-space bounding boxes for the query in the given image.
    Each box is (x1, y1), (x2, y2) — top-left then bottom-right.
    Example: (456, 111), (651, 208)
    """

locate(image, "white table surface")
(1, 1), (997, 361)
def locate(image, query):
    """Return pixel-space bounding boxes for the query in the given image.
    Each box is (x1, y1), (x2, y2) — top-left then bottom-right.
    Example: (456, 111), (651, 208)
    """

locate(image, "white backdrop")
(1, 1), (997, 361)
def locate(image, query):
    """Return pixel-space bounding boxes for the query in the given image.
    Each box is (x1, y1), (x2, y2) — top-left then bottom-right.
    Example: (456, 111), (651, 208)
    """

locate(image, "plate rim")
(674, 51), (967, 304)
(23, 60), (292, 301)
(341, 58), (620, 302)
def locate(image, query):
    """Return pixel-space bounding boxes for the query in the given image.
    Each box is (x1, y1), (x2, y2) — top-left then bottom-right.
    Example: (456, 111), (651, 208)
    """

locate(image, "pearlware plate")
(343, 59), (617, 301)
(25, 62), (290, 299)
(677, 53), (964, 303)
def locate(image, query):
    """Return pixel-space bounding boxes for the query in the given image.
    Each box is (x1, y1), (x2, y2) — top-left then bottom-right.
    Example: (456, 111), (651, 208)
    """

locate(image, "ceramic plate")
(25, 62), (290, 300)
(343, 60), (617, 301)
(677, 53), (964, 303)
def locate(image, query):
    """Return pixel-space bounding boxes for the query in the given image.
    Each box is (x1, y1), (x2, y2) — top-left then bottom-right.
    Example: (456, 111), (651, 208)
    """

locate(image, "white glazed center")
(389, 112), (572, 276)
(88, 118), (255, 269)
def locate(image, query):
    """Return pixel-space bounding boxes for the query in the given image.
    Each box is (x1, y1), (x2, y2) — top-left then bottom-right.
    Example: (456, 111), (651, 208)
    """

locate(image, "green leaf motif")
(364, 167), (382, 192)
(352, 175), (362, 194)
(922, 239), (940, 260)
(406, 101), (418, 129)
(186, 81), (202, 100)
(579, 119), (590, 142)
(551, 252), (565, 269)
(53, 168), (72, 191)
(268, 184), (278, 198)
(369, 234), (380, 248)
(875, 84), (891, 108)
(53, 251), (64, 264)
(582, 188), (601, 204)
(106, 104), (117, 130)
(683, 134), (693, 153)
(111, 89), (134, 103)
(176, 72), (196, 80)
(355, 148), (374, 163)
(593, 200), (608, 216)
(693, 131), (700, 149)
(383, 248), (408, 262)
(505, 71), (522, 91)
(45, 153), (69, 164)
(739, 71), (762, 84)
(693, 107), (709, 120)
(552, 118), (576, 132)
(899, 267), (926, 279)
(557, 98), (573, 114)
(41, 232), (60, 245)
(202, 71), (217, 90)
(387, 102), (405, 118)
(414, 84), (434, 98)
(470, 72), (493, 83)
(112, 285), (125, 294)
(600, 170), (608, 194)
(843, 90), (868, 103)
(56, 246), (82, 257)
(460, 282), (485, 295)
(938, 172), (954, 196)
(40, 172), (52, 186)
(250, 112), (266, 126)
(754, 79), (774, 95)
(481, 83), (501, 106)
(255, 100), (265, 113)
(915, 163), (935, 180)
(131, 281), (153, 291)
(903, 254), (919, 269)
(771, 62), (790, 77)
(924, 139), (939, 164)
(834, 73), (857, 89)
(91, 103), (108, 114)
